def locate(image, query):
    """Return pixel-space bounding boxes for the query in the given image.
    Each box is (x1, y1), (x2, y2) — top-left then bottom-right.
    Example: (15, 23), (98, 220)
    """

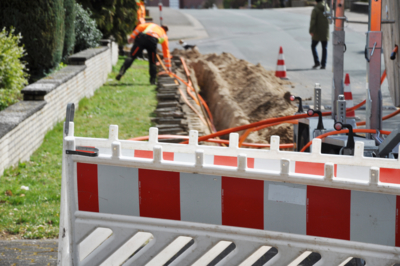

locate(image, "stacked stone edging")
(0, 40), (118, 176)
(152, 75), (189, 141)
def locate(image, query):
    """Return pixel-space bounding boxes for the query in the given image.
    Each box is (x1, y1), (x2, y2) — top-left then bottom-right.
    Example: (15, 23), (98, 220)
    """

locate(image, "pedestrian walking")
(309, 0), (330, 69)
(116, 23), (171, 84)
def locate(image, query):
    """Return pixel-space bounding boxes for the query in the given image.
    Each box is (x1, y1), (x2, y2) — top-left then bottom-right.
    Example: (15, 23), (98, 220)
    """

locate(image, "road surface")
(170, 7), (399, 131)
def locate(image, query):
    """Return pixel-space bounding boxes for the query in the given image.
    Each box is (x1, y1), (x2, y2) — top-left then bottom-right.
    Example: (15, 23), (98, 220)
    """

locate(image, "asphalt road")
(171, 7), (400, 132)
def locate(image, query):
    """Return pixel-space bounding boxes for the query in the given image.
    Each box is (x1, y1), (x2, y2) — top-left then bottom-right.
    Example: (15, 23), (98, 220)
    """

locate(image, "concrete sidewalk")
(0, 240), (57, 265)
(147, 7), (208, 41)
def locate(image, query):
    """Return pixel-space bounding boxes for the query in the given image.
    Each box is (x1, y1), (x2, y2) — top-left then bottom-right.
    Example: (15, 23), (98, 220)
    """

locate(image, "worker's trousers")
(119, 33), (158, 79)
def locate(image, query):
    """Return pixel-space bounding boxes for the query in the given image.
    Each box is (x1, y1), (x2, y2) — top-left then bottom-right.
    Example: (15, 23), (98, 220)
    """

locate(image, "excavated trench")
(171, 48), (296, 145)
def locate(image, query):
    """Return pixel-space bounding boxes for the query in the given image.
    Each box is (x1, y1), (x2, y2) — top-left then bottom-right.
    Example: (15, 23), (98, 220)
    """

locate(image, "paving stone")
(157, 101), (180, 108)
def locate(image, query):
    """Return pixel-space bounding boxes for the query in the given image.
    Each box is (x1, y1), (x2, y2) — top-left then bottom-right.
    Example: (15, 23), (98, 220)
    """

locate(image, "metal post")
(248, 0), (251, 9)
(159, 2), (163, 26)
(314, 83), (322, 111)
(366, 0), (383, 132)
(331, 0), (346, 121)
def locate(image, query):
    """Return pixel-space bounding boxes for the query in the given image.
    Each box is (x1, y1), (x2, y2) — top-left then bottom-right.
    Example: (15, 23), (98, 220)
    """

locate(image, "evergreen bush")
(0, 0), (65, 82)
(76, 0), (137, 45)
(63, 0), (76, 60)
(74, 3), (102, 52)
(0, 27), (28, 111)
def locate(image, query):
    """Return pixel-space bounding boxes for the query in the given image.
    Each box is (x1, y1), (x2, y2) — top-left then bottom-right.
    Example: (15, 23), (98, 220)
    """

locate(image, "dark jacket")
(309, 2), (330, 42)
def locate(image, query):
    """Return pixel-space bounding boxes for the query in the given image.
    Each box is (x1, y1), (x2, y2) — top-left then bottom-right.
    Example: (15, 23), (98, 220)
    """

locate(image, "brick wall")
(0, 41), (119, 176)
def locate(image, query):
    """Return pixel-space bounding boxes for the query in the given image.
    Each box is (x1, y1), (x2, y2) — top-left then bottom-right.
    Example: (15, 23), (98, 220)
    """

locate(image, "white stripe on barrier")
(238, 245), (272, 266)
(174, 152), (195, 163)
(79, 227), (112, 261)
(180, 173), (222, 225)
(192, 241), (233, 266)
(254, 158), (281, 172)
(146, 236), (193, 266)
(264, 181), (307, 235)
(288, 251), (312, 266)
(336, 164), (370, 181)
(100, 232), (153, 266)
(98, 165), (139, 216)
(350, 190), (396, 246)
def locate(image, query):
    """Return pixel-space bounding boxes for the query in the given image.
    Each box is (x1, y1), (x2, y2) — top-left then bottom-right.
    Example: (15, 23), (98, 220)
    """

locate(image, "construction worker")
(309, 0), (330, 69)
(116, 23), (171, 84)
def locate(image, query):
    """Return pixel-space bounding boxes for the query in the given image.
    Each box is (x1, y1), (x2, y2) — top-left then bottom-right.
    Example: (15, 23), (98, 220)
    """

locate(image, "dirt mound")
(172, 48), (296, 145)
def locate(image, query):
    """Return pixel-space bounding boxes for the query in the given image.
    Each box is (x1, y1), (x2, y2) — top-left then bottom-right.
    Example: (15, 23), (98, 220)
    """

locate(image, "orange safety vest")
(130, 23), (171, 68)
(136, 0), (146, 25)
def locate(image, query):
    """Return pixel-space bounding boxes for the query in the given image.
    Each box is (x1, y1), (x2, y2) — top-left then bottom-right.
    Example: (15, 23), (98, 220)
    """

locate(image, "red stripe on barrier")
(134, 150), (174, 161)
(214, 155), (237, 166)
(396, 196), (400, 247)
(295, 162), (325, 175)
(334, 164), (337, 177)
(222, 176), (264, 229)
(77, 163), (99, 212)
(163, 152), (174, 161)
(135, 150), (153, 158)
(277, 59), (285, 65)
(307, 186), (351, 240)
(248, 158), (255, 169)
(214, 155), (255, 168)
(139, 169), (180, 220)
(380, 168), (400, 184)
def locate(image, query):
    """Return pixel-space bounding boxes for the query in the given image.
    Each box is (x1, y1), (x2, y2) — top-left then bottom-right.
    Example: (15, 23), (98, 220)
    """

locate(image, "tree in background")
(0, 0), (65, 82)
(63, 0), (77, 60)
(74, 3), (102, 52)
(76, 0), (137, 45)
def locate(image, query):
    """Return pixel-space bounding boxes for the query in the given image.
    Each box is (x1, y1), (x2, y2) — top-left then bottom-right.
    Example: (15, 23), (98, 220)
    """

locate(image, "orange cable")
(156, 56), (208, 127)
(179, 57), (217, 133)
(238, 120), (298, 147)
(299, 129), (391, 152)
(180, 57), (215, 125)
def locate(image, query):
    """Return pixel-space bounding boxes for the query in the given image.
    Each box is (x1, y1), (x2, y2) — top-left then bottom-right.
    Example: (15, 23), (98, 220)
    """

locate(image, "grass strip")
(0, 58), (156, 239)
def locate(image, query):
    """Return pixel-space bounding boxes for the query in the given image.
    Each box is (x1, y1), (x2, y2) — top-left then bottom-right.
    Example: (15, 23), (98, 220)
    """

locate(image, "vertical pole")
(331, 0), (346, 121)
(366, 0), (382, 132)
(159, 2), (163, 26)
(248, 0), (251, 9)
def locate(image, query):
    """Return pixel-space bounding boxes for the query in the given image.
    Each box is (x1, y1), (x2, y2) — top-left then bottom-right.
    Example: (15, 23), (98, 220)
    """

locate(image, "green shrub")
(74, 3), (102, 53)
(76, 0), (137, 45)
(0, 27), (28, 111)
(0, 0), (65, 82)
(63, 0), (77, 60)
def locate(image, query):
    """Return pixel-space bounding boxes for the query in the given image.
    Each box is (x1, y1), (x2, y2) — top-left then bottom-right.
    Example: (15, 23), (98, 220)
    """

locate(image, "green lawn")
(0, 58), (157, 239)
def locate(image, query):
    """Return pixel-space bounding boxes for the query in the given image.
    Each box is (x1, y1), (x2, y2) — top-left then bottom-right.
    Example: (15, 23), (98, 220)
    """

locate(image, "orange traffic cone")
(275, 46), (288, 79)
(344, 73), (355, 118)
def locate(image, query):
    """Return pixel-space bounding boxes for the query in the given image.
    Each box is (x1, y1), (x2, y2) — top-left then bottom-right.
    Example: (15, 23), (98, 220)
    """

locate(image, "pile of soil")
(172, 48), (296, 145)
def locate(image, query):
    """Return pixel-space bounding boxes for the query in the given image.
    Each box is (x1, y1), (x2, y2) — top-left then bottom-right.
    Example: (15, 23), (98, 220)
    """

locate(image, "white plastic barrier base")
(58, 123), (400, 266)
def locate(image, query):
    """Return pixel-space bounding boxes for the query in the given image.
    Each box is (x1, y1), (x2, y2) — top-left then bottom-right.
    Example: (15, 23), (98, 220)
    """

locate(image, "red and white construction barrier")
(76, 161), (399, 246)
(344, 73), (355, 118)
(275, 46), (288, 79)
(58, 124), (400, 265)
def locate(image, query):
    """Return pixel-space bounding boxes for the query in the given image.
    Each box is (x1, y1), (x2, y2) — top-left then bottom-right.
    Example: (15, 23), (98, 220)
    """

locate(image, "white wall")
(0, 42), (119, 176)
